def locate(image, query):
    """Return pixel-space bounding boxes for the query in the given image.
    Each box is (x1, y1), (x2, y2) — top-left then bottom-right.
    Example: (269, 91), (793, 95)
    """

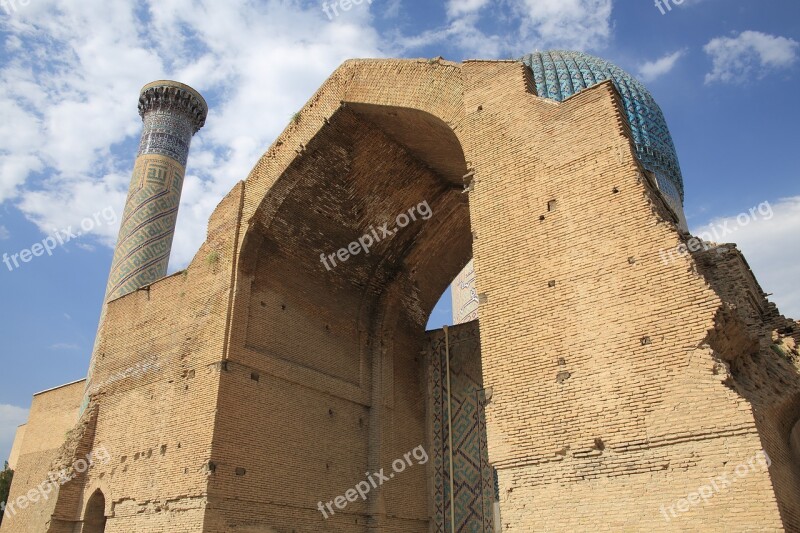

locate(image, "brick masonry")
(7, 425), (25, 471)
(3, 57), (799, 532)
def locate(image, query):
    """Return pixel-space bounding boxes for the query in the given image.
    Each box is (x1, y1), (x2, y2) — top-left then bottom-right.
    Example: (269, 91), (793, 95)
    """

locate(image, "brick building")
(3, 51), (799, 532)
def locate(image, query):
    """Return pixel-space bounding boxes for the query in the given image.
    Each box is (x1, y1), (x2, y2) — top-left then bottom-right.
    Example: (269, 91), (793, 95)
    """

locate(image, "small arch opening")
(83, 489), (107, 533)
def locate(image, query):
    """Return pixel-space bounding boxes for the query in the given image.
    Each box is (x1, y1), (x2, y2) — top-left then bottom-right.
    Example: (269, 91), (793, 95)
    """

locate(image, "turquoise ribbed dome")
(522, 50), (685, 210)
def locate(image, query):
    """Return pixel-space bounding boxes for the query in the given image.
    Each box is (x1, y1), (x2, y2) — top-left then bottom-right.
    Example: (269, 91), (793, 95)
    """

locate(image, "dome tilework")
(522, 50), (685, 208)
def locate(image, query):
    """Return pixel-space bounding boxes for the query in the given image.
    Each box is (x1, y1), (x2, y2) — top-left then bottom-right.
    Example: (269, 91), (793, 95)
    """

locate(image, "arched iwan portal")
(219, 101), (478, 531)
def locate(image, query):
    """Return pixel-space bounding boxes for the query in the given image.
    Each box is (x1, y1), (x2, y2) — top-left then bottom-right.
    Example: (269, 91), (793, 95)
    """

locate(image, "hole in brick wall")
(548, 280), (556, 288)
(325, 324), (331, 333)
(235, 467), (247, 476)
(641, 336), (651, 346)
(188, 369), (195, 379)
(251, 372), (260, 382)
(134, 453), (140, 461)
(329, 408), (335, 417)
(184, 468), (189, 474)
(556, 371), (571, 384)
(547, 200), (557, 212)
(477, 105), (483, 111)
(160, 445), (167, 455)
(120, 456), (127, 463)
(427, 255), (478, 330)
(177, 443), (181, 448)
(207, 462), (216, 473)
(281, 304), (286, 311)
(612, 187), (619, 194)
(594, 438), (605, 451)
(539, 215), (545, 221)
(147, 449), (153, 459)
(260, 301), (266, 307)
(628, 256), (636, 265)
(558, 357), (566, 366)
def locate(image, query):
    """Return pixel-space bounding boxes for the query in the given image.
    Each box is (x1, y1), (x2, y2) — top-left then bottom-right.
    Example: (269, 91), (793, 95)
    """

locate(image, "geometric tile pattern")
(105, 154), (186, 300)
(428, 322), (494, 533)
(137, 111), (195, 167)
(522, 50), (686, 210)
(105, 82), (207, 301)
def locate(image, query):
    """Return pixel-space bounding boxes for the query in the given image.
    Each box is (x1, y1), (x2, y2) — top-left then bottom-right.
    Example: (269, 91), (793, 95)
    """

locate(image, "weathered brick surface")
(3, 58), (798, 532)
(7, 424), (25, 470)
(1, 381), (85, 533)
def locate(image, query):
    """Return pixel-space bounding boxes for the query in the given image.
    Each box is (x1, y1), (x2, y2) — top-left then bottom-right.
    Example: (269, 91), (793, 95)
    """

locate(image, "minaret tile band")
(105, 81), (207, 301)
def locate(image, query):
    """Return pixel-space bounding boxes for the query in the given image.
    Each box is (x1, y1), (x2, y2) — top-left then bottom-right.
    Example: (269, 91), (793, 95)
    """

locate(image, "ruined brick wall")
(0, 381), (84, 533)
(695, 247), (800, 529)
(26, 183), (247, 533)
(210, 58), (796, 531)
(7, 57), (799, 533)
(458, 61), (787, 531)
(7, 424), (26, 470)
(72, 182), (244, 532)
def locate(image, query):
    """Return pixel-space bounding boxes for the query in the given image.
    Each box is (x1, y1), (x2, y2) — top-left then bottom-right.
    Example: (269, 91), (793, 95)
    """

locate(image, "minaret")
(105, 80), (208, 301)
(82, 81), (206, 408)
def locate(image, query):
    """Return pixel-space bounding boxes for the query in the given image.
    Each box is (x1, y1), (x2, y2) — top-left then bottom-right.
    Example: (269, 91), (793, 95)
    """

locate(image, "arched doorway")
(83, 490), (106, 533)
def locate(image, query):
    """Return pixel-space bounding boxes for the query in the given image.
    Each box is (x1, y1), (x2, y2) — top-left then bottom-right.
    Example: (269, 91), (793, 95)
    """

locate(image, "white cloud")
(704, 31), (799, 84)
(0, 404), (28, 465)
(694, 197), (800, 319)
(0, 225), (9, 240)
(514, 0), (613, 52)
(638, 49), (686, 82)
(396, 0), (612, 58)
(446, 0), (490, 18)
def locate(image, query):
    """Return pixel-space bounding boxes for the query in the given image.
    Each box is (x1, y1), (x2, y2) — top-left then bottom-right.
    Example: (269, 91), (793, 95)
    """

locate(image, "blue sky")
(1, 0), (799, 464)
